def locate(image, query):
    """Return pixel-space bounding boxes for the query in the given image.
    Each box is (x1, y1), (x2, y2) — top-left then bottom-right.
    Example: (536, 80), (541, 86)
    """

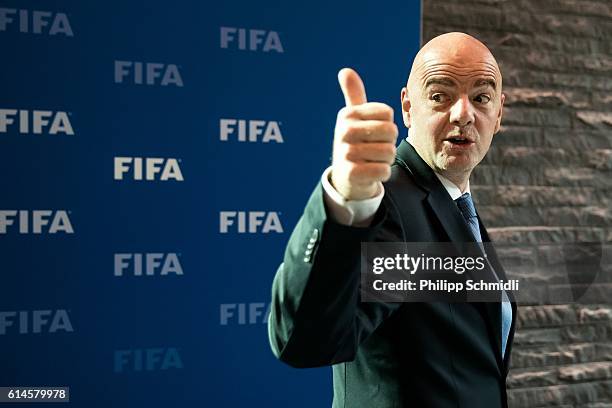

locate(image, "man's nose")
(449, 95), (475, 127)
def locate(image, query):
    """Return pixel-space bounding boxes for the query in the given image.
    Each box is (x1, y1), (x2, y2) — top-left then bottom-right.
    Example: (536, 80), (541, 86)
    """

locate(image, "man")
(268, 32), (517, 408)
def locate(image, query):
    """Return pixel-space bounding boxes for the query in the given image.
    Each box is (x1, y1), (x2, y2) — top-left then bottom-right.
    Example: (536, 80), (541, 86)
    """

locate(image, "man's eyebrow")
(474, 78), (497, 90)
(424, 77), (456, 88)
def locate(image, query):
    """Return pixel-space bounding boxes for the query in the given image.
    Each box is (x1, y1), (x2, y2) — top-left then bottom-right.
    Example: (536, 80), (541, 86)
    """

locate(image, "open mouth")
(445, 136), (474, 145)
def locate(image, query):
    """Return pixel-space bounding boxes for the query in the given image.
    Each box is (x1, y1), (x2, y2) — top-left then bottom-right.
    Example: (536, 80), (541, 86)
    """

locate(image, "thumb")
(338, 68), (367, 107)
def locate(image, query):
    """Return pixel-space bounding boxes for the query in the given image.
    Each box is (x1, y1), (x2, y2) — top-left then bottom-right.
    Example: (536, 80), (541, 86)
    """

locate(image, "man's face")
(401, 38), (504, 180)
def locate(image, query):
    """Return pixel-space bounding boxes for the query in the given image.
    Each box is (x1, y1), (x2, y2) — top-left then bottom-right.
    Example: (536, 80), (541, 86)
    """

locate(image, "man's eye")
(474, 94), (491, 104)
(431, 93), (448, 103)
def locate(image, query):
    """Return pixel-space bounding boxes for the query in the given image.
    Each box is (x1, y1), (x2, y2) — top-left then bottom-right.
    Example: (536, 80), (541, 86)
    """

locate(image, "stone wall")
(422, 1), (612, 406)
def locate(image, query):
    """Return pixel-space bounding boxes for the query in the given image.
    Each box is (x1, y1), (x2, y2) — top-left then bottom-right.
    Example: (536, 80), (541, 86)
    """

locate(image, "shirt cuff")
(321, 166), (384, 227)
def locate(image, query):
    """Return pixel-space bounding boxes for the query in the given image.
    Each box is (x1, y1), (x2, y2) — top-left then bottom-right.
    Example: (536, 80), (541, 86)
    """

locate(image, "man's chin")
(437, 154), (474, 173)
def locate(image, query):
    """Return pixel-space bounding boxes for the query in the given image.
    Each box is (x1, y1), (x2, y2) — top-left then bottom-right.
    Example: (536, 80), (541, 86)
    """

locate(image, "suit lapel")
(395, 140), (507, 372)
(395, 141), (477, 243)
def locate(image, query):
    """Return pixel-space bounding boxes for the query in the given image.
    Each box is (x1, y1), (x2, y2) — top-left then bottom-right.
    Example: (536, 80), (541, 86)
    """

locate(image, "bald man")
(268, 32), (517, 408)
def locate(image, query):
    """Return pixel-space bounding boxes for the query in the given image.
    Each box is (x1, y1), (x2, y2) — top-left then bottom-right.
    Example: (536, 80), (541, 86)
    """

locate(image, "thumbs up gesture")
(331, 68), (398, 201)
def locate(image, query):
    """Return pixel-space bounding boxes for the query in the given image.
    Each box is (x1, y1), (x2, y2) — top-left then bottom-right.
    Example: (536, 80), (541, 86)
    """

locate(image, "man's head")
(401, 32), (504, 186)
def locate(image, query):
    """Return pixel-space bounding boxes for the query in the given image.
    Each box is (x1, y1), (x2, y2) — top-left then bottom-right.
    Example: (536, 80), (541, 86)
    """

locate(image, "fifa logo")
(114, 253), (184, 277)
(0, 310), (74, 335)
(220, 303), (271, 325)
(114, 61), (184, 87)
(219, 119), (284, 143)
(0, 109), (74, 135)
(219, 211), (283, 234)
(114, 157), (184, 181)
(220, 27), (283, 53)
(0, 8), (73, 36)
(0, 210), (74, 234)
(114, 348), (183, 372)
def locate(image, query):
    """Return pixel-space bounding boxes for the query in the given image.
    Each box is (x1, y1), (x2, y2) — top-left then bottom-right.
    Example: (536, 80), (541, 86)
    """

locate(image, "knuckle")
(337, 142), (352, 160)
(383, 122), (398, 137)
(390, 122), (399, 135)
(335, 122), (355, 142)
(343, 106), (359, 119)
(382, 143), (396, 156)
(376, 164), (391, 178)
(344, 144), (360, 162)
(344, 124), (358, 140)
(337, 106), (350, 119)
(377, 164), (391, 178)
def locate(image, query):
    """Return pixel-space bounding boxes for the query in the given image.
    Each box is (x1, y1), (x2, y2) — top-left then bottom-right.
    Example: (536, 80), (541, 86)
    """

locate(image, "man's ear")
(494, 93), (505, 134)
(401, 87), (411, 128)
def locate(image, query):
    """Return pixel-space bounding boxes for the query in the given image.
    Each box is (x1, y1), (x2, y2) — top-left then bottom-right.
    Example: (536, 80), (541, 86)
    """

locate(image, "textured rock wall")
(422, 1), (612, 406)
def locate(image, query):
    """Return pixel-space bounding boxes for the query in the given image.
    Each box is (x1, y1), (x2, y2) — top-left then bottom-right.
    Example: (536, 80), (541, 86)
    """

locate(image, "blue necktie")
(455, 192), (512, 357)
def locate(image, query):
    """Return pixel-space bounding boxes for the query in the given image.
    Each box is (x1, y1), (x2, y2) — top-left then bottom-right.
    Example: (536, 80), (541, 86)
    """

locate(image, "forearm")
(268, 183), (383, 367)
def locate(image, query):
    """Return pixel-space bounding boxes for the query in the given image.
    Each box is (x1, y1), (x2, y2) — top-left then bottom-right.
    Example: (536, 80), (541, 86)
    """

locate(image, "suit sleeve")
(267, 182), (403, 368)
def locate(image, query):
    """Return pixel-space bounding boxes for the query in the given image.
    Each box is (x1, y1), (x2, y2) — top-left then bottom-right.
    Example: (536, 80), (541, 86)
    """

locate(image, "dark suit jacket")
(268, 140), (517, 408)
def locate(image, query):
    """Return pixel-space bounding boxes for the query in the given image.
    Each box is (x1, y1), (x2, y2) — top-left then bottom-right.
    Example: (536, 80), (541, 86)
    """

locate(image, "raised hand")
(331, 68), (398, 201)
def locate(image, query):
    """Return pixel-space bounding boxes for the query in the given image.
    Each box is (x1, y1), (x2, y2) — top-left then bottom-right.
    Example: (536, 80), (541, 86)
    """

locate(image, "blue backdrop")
(0, 1), (420, 406)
